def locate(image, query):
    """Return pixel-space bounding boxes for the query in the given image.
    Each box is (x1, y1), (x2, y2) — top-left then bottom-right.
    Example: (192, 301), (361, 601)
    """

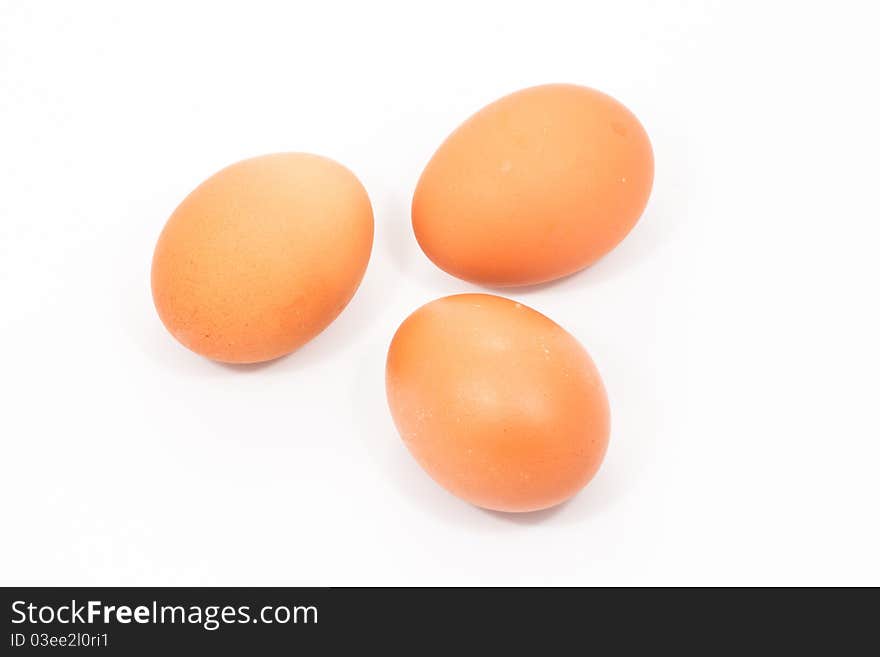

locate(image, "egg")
(151, 153), (373, 363)
(386, 293), (610, 512)
(412, 84), (653, 286)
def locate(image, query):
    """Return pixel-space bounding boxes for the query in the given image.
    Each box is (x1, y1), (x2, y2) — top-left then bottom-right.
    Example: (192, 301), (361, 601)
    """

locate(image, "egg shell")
(386, 293), (610, 512)
(412, 84), (654, 286)
(151, 153), (373, 364)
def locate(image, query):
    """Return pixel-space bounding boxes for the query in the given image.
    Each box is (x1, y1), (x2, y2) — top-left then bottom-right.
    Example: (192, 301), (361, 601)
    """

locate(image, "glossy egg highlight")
(386, 294), (610, 512)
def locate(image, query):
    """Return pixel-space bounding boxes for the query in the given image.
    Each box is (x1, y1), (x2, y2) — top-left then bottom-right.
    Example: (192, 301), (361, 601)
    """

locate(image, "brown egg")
(152, 153), (373, 364)
(386, 294), (610, 512)
(412, 84), (653, 286)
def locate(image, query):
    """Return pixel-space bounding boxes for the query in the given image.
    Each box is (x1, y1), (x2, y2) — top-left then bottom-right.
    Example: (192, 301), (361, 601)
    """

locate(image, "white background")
(2, 1), (878, 586)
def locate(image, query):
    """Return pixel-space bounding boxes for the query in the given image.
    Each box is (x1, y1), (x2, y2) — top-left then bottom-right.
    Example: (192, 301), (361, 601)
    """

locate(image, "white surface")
(1, 0), (878, 586)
